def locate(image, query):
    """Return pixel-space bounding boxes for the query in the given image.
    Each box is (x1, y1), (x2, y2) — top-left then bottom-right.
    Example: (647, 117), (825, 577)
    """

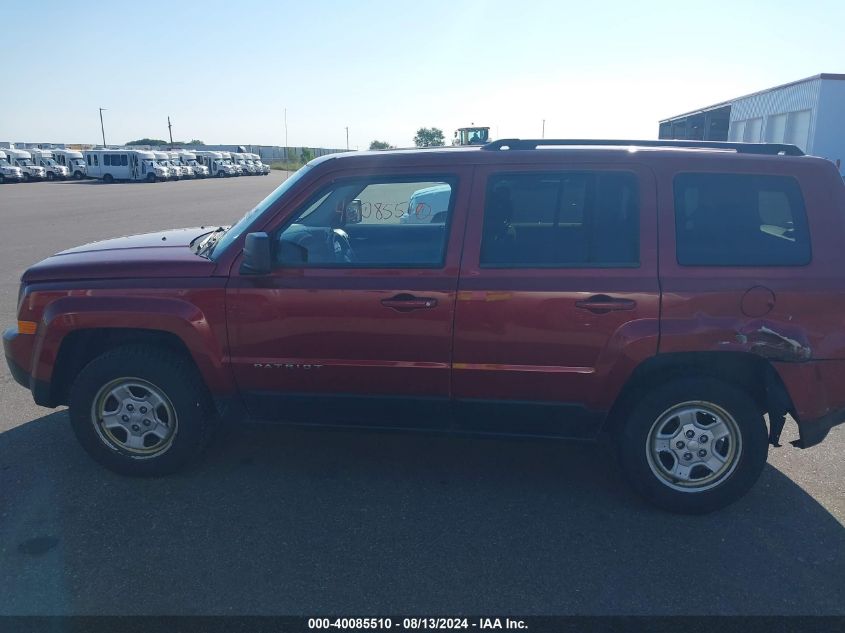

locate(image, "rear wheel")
(617, 377), (768, 514)
(69, 345), (215, 476)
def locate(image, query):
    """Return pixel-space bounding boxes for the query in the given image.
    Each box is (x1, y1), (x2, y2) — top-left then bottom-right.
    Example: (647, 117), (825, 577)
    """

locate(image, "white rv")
(176, 151), (209, 178)
(249, 153), (270, 175)
(82, 149), (170, 182)
(4, 148), (46, 181)
(29, 149), (70, 180)
(52, 149), (87, 179)
(0, 150), (25, 183)
(196, 151), (237, 177)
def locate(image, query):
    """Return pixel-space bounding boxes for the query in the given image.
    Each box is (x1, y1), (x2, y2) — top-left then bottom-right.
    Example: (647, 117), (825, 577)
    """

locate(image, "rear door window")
(674, 173), (811, 266)
(479, 171), (639, 267)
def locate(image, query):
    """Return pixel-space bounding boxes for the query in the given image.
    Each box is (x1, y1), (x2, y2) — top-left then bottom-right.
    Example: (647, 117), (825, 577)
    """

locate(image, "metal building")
(659, 73), (845, 172)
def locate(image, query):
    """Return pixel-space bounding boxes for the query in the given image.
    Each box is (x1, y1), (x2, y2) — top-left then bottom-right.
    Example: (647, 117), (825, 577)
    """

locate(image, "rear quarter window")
(673, 173), (811, 266)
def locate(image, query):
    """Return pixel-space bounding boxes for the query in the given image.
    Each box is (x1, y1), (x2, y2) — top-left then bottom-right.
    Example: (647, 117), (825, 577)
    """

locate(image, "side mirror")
(345, 199), (363, 224)
(240, 232), (271, 275)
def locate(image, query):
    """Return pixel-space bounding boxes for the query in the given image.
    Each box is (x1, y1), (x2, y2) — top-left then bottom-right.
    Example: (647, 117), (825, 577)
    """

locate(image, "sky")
(2, 0), (844, 149)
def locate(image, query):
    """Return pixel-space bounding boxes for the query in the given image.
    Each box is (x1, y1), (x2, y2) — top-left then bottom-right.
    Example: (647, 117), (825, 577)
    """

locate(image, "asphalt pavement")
(0, 173), (843, 615)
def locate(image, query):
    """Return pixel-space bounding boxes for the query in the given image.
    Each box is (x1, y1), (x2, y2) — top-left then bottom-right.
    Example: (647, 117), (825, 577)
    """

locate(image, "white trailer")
(195, 151), (237, 177)
(29, 149), (70, 180)
(82, 149), (170, 183)
(0, 150), (25, 183)
(4, 148), (46, 181)
(52, 149), (87, 179)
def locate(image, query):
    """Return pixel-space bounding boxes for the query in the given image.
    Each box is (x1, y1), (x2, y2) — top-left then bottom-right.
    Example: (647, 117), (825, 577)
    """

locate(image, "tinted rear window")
(480, 171), (639, 267)
(674, 173), (811, 266)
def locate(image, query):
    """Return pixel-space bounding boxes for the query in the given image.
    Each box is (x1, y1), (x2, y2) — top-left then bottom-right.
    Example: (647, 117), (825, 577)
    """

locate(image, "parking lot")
(0, 175), (843, 615)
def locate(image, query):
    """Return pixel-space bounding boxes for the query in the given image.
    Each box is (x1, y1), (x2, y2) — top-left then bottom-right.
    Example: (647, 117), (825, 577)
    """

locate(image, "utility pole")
(167, 116), (173, 145)
(542, 119), (545, 139)
(345, 126), (349, 150)
(99, 108), (107, 147)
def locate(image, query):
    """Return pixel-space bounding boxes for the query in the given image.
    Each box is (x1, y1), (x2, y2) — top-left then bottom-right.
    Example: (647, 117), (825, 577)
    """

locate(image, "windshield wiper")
(195, 227), (227, 258)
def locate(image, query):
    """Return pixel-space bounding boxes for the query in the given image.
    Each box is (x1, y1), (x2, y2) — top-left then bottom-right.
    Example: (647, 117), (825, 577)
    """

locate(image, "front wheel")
(102, 173), (114, 184)
(74, 171), (84, 180)
(617, 377), (768, 514)
(47, 172), (55, 181)
(147, 173), (157, 183)
(69, 345), (215, 476)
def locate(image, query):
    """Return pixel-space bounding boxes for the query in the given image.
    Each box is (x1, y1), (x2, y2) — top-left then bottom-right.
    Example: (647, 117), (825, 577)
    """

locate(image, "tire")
(68, 345), (215, 476)
(23, 173), (31, 182)
(147, 173), (156, 183)
(103, 173), (114, 184)
(617, 377), (768, 514)
(0, 174), (5, 184)
(74, 171), (83, 180)
(217, 171), (225, 178)
(47, 172), (55, 181)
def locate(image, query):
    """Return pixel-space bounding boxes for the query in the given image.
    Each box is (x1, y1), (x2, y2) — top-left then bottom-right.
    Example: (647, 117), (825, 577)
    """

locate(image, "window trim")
(478, 169), (641, 270)
(272, 173), (460, 270)
(673, 172), (813, 268)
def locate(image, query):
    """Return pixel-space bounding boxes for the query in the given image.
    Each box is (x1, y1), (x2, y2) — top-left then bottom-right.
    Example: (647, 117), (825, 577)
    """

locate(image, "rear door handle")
(381, 294), (438, 311)
(575, 295), (637, 313)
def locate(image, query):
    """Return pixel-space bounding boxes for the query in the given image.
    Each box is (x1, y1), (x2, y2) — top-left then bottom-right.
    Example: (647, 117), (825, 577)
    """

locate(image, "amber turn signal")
(17, 321), (37, 335)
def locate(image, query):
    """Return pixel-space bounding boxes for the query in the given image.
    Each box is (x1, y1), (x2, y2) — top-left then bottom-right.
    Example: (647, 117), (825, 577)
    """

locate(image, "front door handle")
(575, 295), (637, 314)
(381, 294), (438, 311)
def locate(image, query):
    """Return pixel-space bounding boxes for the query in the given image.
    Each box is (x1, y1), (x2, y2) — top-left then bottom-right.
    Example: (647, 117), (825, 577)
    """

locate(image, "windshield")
(72, 158), (84, 166)
(19, 159), (33, 166)
(0, 159), (9, 167)
(210, 164), (313, 259)
(44, 159), (58, 166)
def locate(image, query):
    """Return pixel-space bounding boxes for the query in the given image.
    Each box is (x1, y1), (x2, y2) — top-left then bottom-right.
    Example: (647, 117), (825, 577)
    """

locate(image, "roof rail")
(481, 138), (805, 156)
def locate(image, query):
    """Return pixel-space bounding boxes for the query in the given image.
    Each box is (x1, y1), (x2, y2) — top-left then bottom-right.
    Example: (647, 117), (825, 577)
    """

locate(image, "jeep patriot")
(6, 138), (845, 514)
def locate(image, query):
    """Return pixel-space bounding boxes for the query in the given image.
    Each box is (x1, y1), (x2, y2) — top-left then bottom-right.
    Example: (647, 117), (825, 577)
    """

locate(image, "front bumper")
(2, 173), (24, 181)
(3, 326), (51, 406)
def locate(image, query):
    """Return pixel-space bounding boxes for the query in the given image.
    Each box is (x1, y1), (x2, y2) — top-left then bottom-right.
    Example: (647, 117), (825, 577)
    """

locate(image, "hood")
(23, 227), (218, 282)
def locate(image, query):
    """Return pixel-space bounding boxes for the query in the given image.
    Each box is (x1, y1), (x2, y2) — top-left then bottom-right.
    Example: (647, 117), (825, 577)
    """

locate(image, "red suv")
(6, 139), (845, 513)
